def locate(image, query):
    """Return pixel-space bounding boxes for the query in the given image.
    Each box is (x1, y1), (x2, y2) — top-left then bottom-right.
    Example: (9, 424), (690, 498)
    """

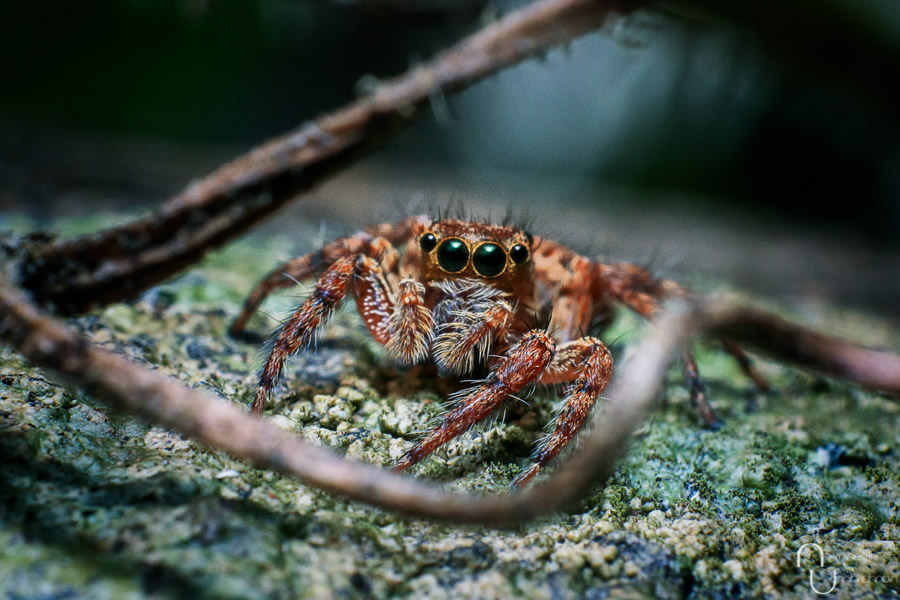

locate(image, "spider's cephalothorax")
(231, 215), (767, 486)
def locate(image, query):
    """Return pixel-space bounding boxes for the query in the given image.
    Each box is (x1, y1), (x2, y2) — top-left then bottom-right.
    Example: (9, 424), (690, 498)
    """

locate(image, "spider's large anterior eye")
(509, 243), (530, 264)
(419, 232), (437, 252)
(473, 243), (507, 277)
(437, 238), (469, 272)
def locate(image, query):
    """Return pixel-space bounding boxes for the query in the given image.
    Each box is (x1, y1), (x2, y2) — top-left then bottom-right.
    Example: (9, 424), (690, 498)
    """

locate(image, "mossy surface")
(1, 216), (898, 599)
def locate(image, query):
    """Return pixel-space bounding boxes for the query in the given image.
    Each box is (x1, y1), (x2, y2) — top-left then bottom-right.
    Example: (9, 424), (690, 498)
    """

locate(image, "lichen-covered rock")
(1, 219), (898, 599)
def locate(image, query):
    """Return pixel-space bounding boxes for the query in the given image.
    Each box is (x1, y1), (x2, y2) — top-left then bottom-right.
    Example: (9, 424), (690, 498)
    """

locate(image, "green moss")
(770, 492), (817, 532)
(600, 482), (636, 518)
(865, 464), (896, 485)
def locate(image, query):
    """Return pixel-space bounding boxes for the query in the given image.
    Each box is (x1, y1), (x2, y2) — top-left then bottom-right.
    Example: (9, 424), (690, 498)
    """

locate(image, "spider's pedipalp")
(385, 279), (434, 365)
(433, 299), (513, 375)
(394, 329), (555, 472)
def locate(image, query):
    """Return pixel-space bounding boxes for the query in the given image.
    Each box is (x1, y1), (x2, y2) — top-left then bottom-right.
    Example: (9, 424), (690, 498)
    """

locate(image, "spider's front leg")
(512, 337), (613, 487)
(394, 330), (555, 472)
(251, 248), (431, 414)
(252, 256), (356, 414)
(231, 235), (392, 338)
(231, 216), (425, 337)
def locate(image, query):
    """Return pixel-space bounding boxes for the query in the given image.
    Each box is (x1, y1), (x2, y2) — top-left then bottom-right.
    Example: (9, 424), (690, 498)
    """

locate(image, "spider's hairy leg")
(231, 217), (423, 336)
(384, 280), (434, 365)
(230, 252), (321, 336)
(680, 344), (718, 427)
(394, 330), (555, 472)
(253, 247), (427, 415)
(513, 337), (613, 487)
(722, 338), (771, 393)
(252, 256), (356, 414)
(595, 261), (769, 418)
(595, 261), (682, 321)
(548, 254), (594, 343)
(433, 299), (513, 375)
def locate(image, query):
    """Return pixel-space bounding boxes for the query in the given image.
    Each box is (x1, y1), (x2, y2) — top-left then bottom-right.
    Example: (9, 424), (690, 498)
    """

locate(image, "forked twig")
(14, 0), (640, 315)
(2, 273), (896, 527)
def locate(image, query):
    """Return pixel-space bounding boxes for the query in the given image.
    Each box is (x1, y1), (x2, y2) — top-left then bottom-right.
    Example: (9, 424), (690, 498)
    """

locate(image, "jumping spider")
(231, 215), (768, 486)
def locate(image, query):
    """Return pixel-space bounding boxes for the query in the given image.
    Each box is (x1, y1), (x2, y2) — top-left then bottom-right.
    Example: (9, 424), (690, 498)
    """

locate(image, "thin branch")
(13, 0), (639, 315)
(705, 305), (900, 394)
(3, 274), (897, 527)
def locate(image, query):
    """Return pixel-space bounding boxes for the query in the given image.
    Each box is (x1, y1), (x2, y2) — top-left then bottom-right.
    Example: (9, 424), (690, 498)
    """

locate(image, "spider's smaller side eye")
(419, 232), (437, 252)
(510, 243), (530, 264)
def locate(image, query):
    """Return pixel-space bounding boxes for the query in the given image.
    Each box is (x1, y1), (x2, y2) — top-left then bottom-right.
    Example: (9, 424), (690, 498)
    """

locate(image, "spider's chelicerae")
(231, 215), (768, 486)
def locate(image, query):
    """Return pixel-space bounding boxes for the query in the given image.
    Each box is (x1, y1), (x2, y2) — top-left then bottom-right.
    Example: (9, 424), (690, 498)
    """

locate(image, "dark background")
(1, 0), (898, 313)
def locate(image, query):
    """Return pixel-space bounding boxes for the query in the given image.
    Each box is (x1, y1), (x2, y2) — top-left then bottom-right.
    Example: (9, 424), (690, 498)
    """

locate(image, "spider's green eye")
(473, 243), (507, 277)
(437, 238), (469, 273)
(509, 243), (530, 265)
(419, 232), (437, 252)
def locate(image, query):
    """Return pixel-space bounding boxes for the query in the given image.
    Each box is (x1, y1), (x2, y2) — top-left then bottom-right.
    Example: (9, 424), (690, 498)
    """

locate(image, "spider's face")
(413, 219), (534, 294)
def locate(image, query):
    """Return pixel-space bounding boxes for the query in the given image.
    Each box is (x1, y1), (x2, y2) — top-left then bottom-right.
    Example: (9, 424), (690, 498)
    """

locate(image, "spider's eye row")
(437, 238), (469, 273)
(419, 232), (437, 252)
(509, 244), (530, 264)
(472, 243), (507, 277)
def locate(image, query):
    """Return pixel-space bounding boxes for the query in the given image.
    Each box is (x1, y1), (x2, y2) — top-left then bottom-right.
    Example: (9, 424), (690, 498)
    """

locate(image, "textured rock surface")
(1, 216), (898, 599)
